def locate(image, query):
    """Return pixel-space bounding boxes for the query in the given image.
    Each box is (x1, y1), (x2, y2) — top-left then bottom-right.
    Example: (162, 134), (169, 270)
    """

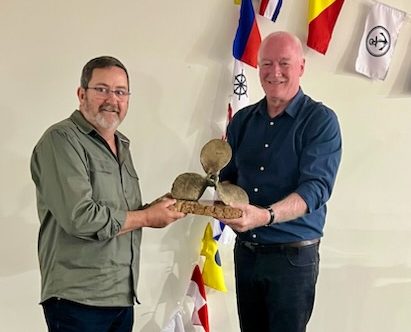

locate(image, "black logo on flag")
(233, 70), (248, 100)
(366, 26), (391, 57)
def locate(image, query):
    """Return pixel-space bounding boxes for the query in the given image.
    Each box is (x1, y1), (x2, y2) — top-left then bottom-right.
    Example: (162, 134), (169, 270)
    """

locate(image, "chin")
(96, 114), (121, 130)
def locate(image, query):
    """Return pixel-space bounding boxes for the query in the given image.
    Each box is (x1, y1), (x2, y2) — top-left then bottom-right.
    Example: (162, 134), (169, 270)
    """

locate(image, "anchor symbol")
(366, 26), (391, 57)
(368, 32), (388, 51)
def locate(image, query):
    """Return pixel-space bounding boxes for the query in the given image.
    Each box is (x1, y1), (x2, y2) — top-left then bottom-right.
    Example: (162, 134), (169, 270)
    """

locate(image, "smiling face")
(77, 66), (129, 137)
(258, 32), (305, 110)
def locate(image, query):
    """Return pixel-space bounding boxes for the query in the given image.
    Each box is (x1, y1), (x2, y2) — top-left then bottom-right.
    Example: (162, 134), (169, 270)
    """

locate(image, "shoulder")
(297, 95), (341, 144)
(39, 117), (74, 138)
(34, 117), (82, 151)
(296, 94), (340, 135)
(301, 94), (338, 122)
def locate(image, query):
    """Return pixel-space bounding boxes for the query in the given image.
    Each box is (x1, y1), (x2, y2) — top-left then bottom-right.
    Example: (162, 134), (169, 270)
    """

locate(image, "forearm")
(117, 210), (148, 235)
(117, 198), (186, 236)
(269, 193), (308, 224)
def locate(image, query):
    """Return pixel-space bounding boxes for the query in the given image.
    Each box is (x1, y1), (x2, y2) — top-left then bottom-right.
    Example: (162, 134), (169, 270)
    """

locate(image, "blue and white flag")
(211, 218), (236, 245)
(259, 0), (283, 22)
(161, 309), (185, 332)
(355, 2), (406, 80)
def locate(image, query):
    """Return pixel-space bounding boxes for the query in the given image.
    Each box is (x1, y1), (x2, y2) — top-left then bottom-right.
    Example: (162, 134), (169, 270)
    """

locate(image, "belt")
(238, 238), (320, 254)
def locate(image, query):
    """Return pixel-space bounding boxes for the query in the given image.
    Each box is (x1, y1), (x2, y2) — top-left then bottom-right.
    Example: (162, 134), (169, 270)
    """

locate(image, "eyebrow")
(93, 82), (129, 89)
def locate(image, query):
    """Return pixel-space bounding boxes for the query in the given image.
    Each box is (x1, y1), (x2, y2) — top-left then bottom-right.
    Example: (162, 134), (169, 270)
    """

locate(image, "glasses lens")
(88, 87), (129, 100)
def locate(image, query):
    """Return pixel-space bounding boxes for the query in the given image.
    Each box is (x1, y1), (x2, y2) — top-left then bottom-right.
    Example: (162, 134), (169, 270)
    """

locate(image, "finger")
(163, 198), (177, 207)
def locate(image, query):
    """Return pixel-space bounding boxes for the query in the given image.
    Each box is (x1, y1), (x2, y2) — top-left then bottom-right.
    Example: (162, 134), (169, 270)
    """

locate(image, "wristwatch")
(265, 206), (275, 226)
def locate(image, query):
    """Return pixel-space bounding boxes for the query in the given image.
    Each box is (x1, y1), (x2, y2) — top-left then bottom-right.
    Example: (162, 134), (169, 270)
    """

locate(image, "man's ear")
(77, 87), (85, 103)
(299, 59), (306, 77)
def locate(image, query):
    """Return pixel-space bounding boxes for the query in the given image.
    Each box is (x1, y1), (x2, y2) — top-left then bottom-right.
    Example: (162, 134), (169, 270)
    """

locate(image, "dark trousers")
(42, 298), (134, 332)
(234, 240), (320, 332)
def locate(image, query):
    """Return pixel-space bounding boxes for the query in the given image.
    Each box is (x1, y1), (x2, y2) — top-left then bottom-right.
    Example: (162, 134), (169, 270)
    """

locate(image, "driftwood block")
(173, 200), (242, 219)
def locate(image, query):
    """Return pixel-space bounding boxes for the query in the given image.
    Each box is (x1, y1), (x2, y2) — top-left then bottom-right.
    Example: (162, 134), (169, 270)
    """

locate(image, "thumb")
(161, 198), (177, 208)
(229, 202), (247, 210)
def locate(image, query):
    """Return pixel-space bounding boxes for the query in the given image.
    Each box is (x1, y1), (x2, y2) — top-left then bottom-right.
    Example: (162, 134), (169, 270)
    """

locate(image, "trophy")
(171, 139), (249, 219)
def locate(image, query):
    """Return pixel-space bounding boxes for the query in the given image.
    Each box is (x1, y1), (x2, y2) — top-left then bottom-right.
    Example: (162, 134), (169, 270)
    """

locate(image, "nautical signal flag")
(224, 58), (250, 140)
(233, 0), (262, 68)
(225, 0), (261, 138)
(186, 265), (209, 332)
(355, 2), (406, 80)
(258, 0), (283, 22)
(211, 218), (236, 245)
(161, 309), (185, 332)
(307, 0), (345, 54)
(200, 223), (227, 292)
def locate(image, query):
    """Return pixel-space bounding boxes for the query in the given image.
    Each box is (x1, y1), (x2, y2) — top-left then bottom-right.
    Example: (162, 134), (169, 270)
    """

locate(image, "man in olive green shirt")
(30, 56), (185, 332)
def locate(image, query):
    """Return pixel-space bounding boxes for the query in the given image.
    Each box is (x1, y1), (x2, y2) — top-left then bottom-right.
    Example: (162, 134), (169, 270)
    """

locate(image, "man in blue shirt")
(220, 31), (342, 332)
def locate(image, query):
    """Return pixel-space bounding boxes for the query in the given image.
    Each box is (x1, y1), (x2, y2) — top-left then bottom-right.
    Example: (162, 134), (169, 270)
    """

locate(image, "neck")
(266, 98), (289, 118)
(97, 129), (117, 156)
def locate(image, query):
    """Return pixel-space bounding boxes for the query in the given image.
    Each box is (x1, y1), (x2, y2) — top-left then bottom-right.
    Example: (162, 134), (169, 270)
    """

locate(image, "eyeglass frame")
(85, 86), (131, 99)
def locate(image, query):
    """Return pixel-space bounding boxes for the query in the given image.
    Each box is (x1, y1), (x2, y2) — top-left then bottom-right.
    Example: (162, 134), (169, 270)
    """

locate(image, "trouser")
(42, 297), (134, 332)
(234, 239), (320, 332)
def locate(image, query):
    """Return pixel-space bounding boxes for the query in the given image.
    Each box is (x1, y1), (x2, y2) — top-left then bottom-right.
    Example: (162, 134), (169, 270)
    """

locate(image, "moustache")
(99, 104), (119, 113)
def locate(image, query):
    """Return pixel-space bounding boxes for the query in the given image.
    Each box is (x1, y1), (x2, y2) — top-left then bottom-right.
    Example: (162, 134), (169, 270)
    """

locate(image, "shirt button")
(269, 121), (274, 126)
(253, 188), (259, 192)
(252, 234), (257, 239)
(260, 166), (265, 171)
(264, 144), (269, 148)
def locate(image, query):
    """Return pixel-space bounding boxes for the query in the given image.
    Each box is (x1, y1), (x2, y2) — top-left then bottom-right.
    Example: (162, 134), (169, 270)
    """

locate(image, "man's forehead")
(90, 67), (128, 84)
(91, 66), (127, 76)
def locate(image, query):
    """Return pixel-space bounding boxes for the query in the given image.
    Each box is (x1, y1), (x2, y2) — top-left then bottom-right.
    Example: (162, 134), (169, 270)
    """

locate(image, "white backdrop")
(1, 0), (411, 331)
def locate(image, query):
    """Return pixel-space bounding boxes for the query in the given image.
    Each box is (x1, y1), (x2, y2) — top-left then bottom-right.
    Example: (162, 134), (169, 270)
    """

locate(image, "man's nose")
(273, 64), (282, 77)
(105, 91), (118, 102)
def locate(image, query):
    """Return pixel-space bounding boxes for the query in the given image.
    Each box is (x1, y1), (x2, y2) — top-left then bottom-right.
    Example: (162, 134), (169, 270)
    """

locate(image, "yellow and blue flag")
(200, 223), (227, 292)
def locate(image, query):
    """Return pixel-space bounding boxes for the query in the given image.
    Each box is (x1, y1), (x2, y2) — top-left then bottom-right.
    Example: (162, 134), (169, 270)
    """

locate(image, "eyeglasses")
(86, 86), (131, 100)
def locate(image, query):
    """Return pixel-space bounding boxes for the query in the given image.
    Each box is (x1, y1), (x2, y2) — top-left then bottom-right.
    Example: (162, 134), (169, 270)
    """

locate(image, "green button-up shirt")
(31, 110), (142, 306)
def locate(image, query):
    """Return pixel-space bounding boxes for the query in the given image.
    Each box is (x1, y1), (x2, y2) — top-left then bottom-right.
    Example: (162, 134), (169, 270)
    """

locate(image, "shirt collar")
(70, 110), (130, 145)
(257, 88), (305, 119)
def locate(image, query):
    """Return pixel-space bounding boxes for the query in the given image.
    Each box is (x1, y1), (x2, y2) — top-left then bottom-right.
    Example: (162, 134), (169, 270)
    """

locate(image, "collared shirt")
(31, 110), (142, 306)
(220, 89), (342, 244)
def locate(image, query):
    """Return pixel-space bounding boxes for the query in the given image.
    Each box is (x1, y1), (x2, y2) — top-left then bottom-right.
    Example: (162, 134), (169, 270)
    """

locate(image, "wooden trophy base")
(173, 199), (242, 219)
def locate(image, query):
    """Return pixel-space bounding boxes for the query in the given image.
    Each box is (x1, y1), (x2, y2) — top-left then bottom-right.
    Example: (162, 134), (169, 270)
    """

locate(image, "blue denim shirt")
(220, 89), (342, 244)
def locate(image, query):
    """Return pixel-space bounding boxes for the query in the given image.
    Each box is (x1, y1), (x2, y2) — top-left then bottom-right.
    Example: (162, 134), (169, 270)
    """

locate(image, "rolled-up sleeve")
(295, 107), (342, 213)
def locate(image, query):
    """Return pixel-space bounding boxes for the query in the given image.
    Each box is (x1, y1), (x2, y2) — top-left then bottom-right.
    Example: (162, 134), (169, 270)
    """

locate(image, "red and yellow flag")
(307, 0), (345, 54)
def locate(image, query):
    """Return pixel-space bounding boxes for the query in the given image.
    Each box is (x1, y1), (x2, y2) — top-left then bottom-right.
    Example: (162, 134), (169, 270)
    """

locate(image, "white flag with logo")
(355, 3), (406, 80)
(231, 59), (250, 114)
(217, 59), (251, 244)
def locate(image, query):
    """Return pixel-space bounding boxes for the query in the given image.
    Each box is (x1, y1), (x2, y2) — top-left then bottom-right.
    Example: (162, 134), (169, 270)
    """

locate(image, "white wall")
(1, 0), (411, 331)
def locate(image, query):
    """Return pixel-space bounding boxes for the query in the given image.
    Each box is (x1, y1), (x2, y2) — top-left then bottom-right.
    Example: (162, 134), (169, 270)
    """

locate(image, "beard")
(95, 113), (120, 130)
(95, 103), (121, 130)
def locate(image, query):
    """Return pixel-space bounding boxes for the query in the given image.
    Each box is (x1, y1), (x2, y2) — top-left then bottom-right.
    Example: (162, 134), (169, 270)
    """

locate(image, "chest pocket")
(89, 159), (119, 201)
(122, 161), (142, 210)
